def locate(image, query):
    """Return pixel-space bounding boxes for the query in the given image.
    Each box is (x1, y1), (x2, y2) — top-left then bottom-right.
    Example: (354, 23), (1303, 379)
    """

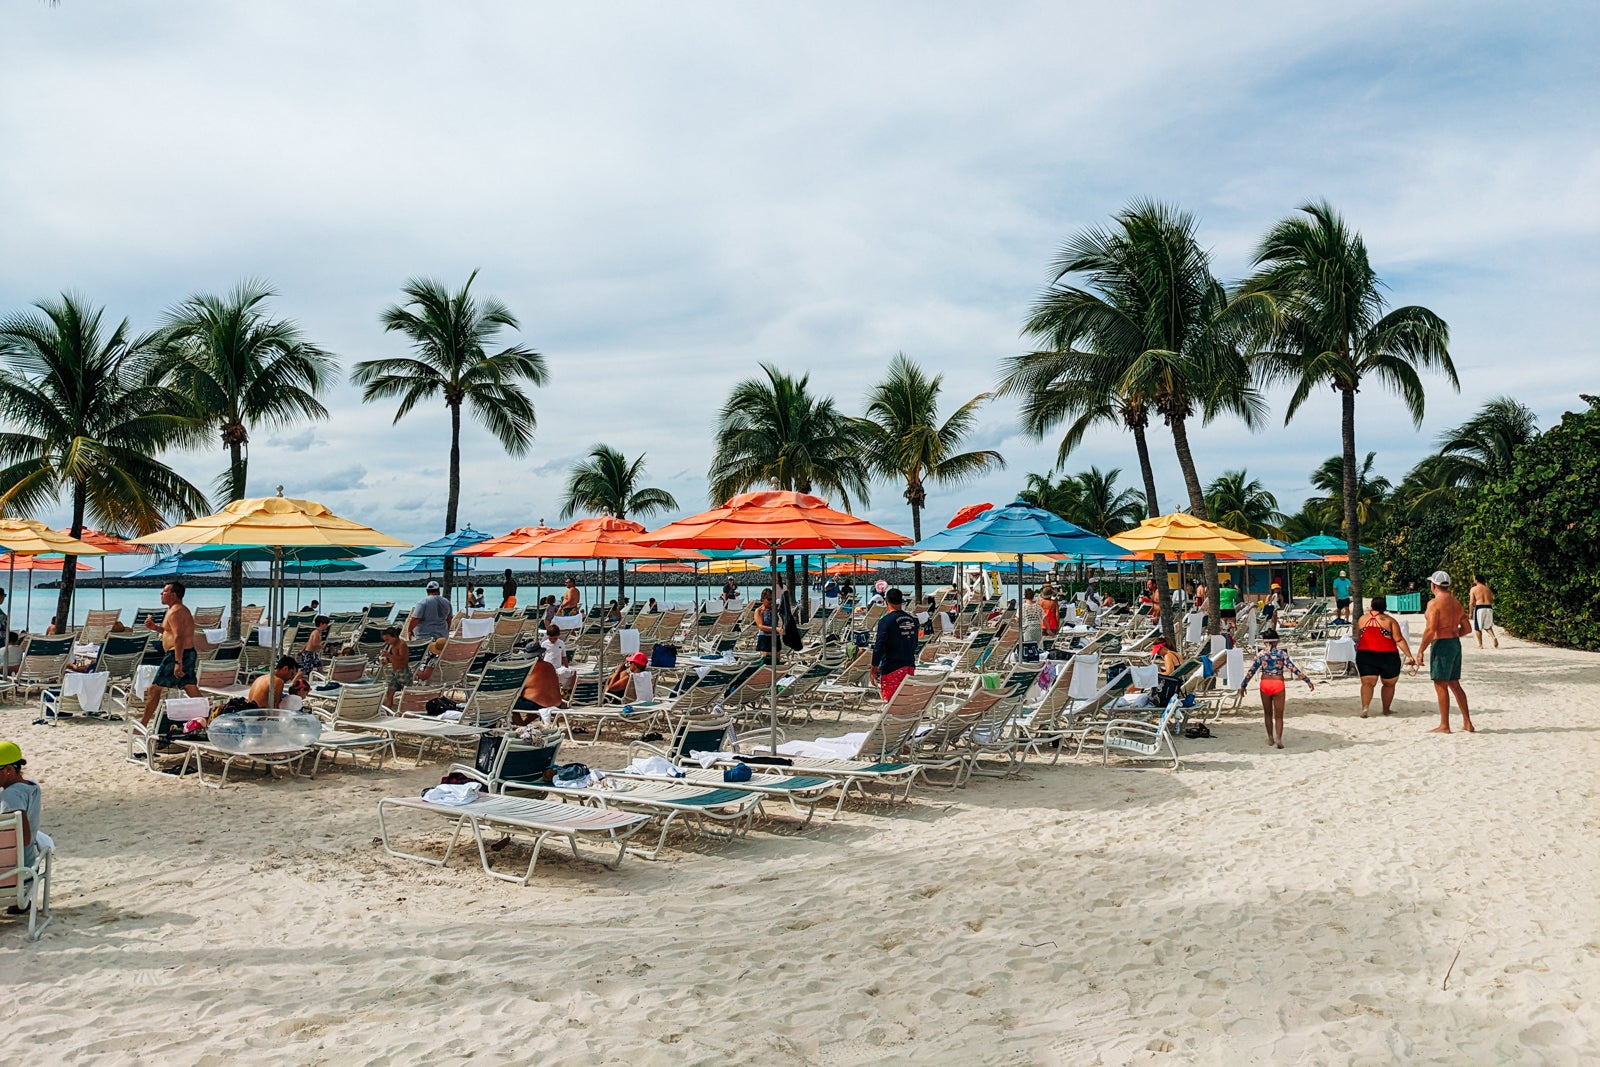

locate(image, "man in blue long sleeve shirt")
(871, 588), (919, 700)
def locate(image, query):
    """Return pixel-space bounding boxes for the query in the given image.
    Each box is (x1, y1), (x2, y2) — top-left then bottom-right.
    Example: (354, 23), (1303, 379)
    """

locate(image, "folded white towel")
(421, 783), (481, 806)
(626, 756), (685, 778)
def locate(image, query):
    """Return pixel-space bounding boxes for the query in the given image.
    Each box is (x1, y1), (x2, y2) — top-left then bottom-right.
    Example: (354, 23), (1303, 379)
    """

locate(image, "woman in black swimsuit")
(1354, 595), (1415, 718)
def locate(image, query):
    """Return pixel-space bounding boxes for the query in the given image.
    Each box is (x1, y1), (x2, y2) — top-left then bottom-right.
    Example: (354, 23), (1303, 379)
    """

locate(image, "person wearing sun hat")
(0, 740), (41, 867)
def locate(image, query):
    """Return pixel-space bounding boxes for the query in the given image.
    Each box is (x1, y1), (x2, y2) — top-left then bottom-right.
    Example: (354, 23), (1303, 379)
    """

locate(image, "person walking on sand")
(1238, 629), (1315, 749)
(1416, 570), (1474, 733)
(1469, 576), (1499, 650)
(1333, 569), (1352, 622)
(141, 581), (202, 725)
(1355, 595), (1414, 718)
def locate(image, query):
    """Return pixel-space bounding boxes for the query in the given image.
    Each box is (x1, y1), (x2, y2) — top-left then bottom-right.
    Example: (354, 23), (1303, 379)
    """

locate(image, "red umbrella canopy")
(639, 490), (911, 551)
(946, 503), (994, 529)
(633, 561), (697, 573)
(454, 525), (555, 557)
(60, 528), (155, 555)
(493, 516), (704, 561)
(1, 555), (93, 572)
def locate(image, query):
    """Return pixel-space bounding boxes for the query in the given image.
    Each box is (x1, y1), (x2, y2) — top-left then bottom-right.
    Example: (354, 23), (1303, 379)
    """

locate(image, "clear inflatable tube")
(207, 709), (323, 753)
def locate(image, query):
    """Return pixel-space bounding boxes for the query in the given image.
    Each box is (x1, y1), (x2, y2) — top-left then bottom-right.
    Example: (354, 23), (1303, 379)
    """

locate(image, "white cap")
(426, 580), (441, 591)
(1429, 570), (1451, 587)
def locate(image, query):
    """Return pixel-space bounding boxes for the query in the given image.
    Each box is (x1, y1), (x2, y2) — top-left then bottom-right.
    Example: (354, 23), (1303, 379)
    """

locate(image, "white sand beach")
(6, 628), (1599, 1065)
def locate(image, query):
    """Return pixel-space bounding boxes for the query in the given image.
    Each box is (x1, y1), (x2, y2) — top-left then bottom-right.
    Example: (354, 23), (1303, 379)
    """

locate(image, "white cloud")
(0, 1), (1592, 543)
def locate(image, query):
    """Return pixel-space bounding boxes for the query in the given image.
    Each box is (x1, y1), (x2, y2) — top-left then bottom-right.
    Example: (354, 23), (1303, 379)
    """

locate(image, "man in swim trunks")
(1469, 576), (1499, 650)
(141, 581), (202, 726)
(1332, 569), (1352, 622)
(1354, 595), (1414, 718)
(1416, 570), (1473, 733)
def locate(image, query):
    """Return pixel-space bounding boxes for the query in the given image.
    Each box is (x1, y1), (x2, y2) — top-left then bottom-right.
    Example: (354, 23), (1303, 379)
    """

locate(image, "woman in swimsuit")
(1238, 629), (1315, 749)
(1354, 595), (1414, 718)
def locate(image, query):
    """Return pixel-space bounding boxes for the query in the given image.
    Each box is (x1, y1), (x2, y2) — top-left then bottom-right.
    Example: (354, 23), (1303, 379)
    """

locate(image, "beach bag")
(782, 617), (803, 651)
(474, 733), (504, 776)
(1149, 674), (1182, 708)
(650, 643), (678, 668)
(425, 695), (461, 717)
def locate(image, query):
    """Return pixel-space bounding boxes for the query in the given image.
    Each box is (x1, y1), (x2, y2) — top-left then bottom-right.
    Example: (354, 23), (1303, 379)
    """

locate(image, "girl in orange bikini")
(1238, 629), (1315, 749)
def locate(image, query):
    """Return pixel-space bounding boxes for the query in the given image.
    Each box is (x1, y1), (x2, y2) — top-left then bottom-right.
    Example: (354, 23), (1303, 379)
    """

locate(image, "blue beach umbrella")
(1291, 534), (1374, 555)
(127, 553), (226, 579)
(907, 500), (1126, 610)
(391, 556), (444, 574)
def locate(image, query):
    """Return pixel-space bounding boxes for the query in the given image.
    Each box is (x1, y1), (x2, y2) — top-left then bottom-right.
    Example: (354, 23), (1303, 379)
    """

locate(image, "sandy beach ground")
(5, 623), (1598, 1065)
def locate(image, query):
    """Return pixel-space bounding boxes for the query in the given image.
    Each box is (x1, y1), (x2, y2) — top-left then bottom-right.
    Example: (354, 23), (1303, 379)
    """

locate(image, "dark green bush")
(1378, 505), (1465, 595)
(1457, 397), (1600, 651)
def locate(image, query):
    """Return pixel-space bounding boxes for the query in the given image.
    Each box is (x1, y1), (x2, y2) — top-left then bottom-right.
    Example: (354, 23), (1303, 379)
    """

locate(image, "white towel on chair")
(776, 732), (866, 760)
(1209, 634), (1228, 657)
(133, 664), (158, 700)
(1225, 648), (1245, 690)
(163, 696), (211, 726)
(1129, 664), (1160, 689)
(618, 628), (641, 656)
(1184, 613), (1204, 644)
(1325, 637), (1356, 663)
(1067, 654), (1100, 700)
(458, 616), (493, 639)
(64, 671), (109, 714)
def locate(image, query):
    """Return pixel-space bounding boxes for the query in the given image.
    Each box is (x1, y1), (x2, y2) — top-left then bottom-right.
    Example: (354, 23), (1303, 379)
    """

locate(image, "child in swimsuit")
(1238, 629), (1315, 749)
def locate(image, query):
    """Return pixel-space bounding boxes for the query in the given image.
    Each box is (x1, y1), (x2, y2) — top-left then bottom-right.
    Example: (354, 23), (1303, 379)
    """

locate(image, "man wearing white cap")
(1416, 570), (1474, 733)
(406, 580), (453, 641)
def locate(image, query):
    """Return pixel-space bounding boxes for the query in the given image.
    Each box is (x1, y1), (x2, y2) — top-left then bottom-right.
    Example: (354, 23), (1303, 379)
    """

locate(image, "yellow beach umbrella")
(0, 519), (109, 642)
(700, 558), (767, 575)
(131, 493), (409, 550)
(131, 492), (408, 703)
(1109, 512), (1282, 556)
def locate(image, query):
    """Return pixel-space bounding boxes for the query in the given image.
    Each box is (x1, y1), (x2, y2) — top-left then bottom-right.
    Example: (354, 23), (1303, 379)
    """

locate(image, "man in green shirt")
(1217, 577), (1240, 637)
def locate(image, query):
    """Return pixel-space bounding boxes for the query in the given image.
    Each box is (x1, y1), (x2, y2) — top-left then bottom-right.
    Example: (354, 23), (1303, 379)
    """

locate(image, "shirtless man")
(141, 581), (202, 725)
(1415, 570), (1474, 733)
(1469, 576), (1500, 650)
(557, 577), (581, 617)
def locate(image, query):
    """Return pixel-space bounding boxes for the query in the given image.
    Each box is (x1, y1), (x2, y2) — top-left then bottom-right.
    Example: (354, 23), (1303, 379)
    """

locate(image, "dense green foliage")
(1456, 398), (1600, 650)
(1376, 504), (1464, 595)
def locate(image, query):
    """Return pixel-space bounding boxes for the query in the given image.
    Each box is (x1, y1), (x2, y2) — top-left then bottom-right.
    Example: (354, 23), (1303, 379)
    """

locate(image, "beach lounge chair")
(78, 608), (123, 646)
(737, 676), (942, 818)
(174, 734), (314, 788)
(908, 687), (1003, 788)
(448, 730), (565, 793)
(195, 660), (250, 704)
(457, 660), (535, 729)
(1100, 697), (1183, 769)
(316, 655), (371, 686)
(432, 636), (487, 689)
(191, 606), (225, 630)
(607, 755), (838, 825)
(513, 776), (766, 861)
(377, 792), (649, 884)
(0, 810), (53, 941)
(366, 602), (395, 622)
(6, 635), (74, 706)
(88, 631), (153, 719)
(310, 682), (397, 774)
(373, 688), (486, 760)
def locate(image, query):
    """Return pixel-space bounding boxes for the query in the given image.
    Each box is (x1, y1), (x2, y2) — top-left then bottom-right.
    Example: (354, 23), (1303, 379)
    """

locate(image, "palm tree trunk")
(1132, 424), (1179, 649)
(910, 501), (924, 607)
(444, 402), (462, 596)
(51, 481), (88, 633)
(228, 439), (246, 640)
(1341, 385), (1363, 616)
(799, 557), (811, 622)
(1169, 416), (1220, 636)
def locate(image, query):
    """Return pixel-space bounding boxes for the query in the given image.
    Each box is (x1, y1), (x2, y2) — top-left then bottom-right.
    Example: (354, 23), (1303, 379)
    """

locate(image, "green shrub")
(1378, 505), (1465, 595)
(1457, 397), (1600, 651)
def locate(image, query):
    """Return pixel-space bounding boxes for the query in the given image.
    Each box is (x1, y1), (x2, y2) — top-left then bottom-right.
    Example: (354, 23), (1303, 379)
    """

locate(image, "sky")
(2, 1), (1595, 569)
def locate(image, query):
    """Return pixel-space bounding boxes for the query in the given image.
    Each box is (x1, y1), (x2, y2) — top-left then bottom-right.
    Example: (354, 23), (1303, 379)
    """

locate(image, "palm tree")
(1242, 200), (1455, 615)
(1063, 466), (1146, 537)
(1006, 200), (1263, 635)
(1431, 396), (1538, 490)
(1017, 471), (1079, 518)
(0, 294), (207, 630)
(710, 363), (871, 616)
(859, 353), (1004, 602)
(559, 444), (678, 607)
(1307, 453), (1392, 536)
(1204, 470), (1284, 539)
(352, 271), (547, 594)
(158, 281), (336, 636)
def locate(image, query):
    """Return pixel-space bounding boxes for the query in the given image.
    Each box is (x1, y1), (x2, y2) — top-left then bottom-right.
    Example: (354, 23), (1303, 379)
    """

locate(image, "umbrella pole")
(5, 555), (13, 653)
(769, 545), (779, 753)
(26, 571), (33, 634)
(102, 557), (107, 611)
